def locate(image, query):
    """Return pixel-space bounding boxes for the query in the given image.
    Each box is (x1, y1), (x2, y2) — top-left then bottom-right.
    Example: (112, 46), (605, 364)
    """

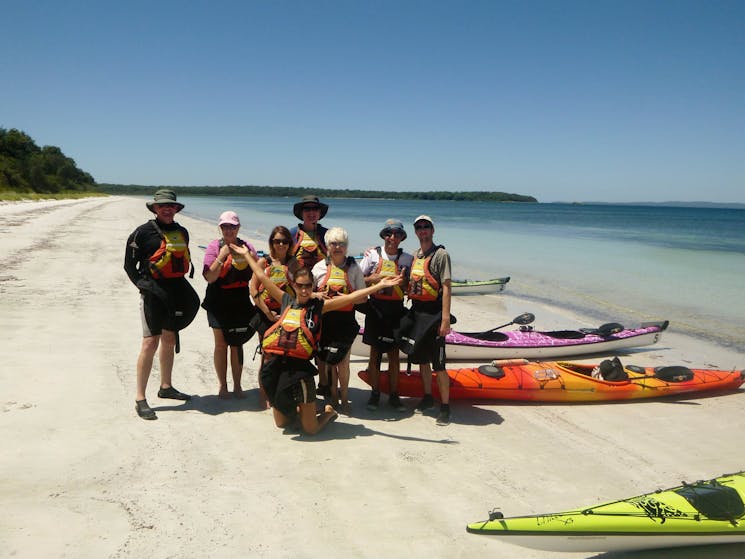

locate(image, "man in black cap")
(289, 195), (329, 271)
(124, 189), (200, 420)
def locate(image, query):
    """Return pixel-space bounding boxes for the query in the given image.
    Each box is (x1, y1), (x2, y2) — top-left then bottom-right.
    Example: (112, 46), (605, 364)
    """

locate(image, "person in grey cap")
(396, 214), (452, 425)
(358, 219), (413, 412)
(124, 189), (199, 420)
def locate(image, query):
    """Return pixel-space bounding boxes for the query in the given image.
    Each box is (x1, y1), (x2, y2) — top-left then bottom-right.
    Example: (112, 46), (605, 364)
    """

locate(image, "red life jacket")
(261, 301), (322, 360)
(371, 247), (405, 301)
(148, 220), (192, 279)
(215, 249), (252, 289)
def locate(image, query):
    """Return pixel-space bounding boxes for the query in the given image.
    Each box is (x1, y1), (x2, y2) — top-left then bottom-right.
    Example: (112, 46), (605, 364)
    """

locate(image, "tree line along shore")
(2, 127), (537, 203)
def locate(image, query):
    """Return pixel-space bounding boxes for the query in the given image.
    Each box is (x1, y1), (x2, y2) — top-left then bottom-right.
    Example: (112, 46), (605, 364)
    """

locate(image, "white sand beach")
(1, 196), (743, 559)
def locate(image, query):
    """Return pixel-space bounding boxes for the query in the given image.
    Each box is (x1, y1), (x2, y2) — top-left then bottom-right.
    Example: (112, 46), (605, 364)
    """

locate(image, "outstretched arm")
(322, 275), (403, 314)
(231, 244), (285, 306)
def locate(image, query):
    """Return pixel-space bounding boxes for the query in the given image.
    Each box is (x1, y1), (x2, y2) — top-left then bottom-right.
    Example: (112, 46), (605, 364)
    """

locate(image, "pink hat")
(218, 211), (240, 226)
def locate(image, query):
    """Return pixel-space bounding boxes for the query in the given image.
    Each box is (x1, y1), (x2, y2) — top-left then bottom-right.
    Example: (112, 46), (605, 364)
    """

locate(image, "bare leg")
(272, 407), (292, 428)
(420, 362), (433, 396)
(337, 352), (351, 414)
(435, 369), (449, 404)
(136, 335), (160, 401)
(326, 361), (339, 407)
(230, 345), (244, 398)
(212, 328), (230, 398)
(367, 347), (381, 391)
(158, 329), (177, 390)
(317, 359), (329, 391)
(388, 349), (401, 393)
(299, 403), (338, 435)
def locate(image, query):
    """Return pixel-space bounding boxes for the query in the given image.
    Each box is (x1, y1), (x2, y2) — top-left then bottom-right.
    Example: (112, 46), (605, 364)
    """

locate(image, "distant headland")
(97, 184), (537, 203)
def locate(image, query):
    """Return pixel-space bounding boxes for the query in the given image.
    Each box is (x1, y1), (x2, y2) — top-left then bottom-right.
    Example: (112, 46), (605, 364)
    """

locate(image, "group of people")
(124, 189), (453, 433)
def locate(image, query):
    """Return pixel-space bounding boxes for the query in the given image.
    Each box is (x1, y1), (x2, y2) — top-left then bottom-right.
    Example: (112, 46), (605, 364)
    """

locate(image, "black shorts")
(363, 299), (405, 351)
(260, 356), (317, 417)
(141, 293), (169, 336)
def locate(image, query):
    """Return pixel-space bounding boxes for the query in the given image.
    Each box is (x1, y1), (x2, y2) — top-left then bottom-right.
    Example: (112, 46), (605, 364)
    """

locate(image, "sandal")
(136, 399), (157, 420)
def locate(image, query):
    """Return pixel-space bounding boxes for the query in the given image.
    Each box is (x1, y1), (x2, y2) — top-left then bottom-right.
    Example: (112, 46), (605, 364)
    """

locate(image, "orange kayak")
(358, 360), (744, 402)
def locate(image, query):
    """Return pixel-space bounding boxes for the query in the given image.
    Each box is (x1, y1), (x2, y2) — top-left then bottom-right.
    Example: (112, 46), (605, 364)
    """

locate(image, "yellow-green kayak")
(467, 471), (745, 552)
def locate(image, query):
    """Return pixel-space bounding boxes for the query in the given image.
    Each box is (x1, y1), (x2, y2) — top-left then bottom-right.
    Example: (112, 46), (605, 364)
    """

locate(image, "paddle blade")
(513, 312), (535, 326)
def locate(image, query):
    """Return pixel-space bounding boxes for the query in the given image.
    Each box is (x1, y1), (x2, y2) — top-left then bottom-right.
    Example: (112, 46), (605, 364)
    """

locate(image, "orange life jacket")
(371, 247), (405, 301)
(261, 302), (322, 360)
(317, 257), (356, 312)
(407, 246), (442, 302)
(148, 220), (191, 279)
(259, 257), (294, 311)
(292, 228), (326, 270)
(216, 248), (252, 289)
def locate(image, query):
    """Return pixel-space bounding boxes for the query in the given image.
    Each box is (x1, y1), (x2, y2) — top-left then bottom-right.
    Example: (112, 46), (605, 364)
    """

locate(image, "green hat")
(293, 195), (329, 220)
(146, 189), (184, 213)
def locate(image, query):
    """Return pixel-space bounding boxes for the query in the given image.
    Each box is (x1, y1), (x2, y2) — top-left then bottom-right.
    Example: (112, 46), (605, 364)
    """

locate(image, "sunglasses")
(329, 241), (347, 247)
(272, 238), (290, 245)
(220, 224), (239, 229)
(414, 223), (432, 230)
(155, 203), (179, 209)
(295, 282), (313, 289)
(382, 229), (402, 237)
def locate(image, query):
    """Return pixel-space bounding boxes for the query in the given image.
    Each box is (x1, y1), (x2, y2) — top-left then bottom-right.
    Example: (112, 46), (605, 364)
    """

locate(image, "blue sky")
(3, 1), (744, 203)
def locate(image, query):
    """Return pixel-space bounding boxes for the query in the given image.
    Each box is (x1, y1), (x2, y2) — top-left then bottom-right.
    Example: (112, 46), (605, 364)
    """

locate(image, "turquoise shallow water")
(174, 195), (745, 350)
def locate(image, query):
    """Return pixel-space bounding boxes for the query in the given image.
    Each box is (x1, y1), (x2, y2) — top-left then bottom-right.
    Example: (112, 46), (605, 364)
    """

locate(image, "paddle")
(488, 312), (535, 332)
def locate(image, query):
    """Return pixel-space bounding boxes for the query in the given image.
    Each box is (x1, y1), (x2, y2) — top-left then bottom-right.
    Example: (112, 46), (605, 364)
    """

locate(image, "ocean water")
(176, 195), (745, 350)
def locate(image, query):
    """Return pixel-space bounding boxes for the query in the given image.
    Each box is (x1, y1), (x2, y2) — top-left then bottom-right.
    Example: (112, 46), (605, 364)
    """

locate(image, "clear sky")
(3, 1), (744, 203)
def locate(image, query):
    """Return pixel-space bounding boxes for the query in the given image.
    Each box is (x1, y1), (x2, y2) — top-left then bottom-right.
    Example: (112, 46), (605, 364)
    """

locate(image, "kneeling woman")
(236, 243), (402, 435)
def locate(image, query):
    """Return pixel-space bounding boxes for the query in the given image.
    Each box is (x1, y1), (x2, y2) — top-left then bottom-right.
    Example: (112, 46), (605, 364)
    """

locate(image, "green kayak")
(467, 471), (745, 552)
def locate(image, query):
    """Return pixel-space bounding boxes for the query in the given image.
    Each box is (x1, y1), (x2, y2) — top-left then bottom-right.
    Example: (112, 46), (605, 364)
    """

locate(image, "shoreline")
(1, 196), (743, 559)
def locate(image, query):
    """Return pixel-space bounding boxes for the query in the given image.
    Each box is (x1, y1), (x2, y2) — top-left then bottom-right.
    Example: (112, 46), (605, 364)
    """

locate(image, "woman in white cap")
(311, 227), (366, 414)
(202, 211), (259, 399)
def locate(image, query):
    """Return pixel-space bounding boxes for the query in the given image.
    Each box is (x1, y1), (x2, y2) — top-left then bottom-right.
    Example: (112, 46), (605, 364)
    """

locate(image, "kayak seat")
(544, 330), (586, 340)
(597, 357), (628, 381)
(579, 323), (625, 337)
(465, 331), (509, 342)
(478, 365), (506, 379)
(654, 366), (695, 382)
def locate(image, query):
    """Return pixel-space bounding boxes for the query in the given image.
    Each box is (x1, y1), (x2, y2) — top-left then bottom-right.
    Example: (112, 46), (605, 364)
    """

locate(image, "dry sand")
(0, 196), (743, 559)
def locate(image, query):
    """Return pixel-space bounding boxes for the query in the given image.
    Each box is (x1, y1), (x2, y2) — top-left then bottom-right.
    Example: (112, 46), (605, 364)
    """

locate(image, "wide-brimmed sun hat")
(293, 195), (329, 220)
(379, 219), (407, 241)
(218, 210), (240, 226)
(146, 189), (184, 213)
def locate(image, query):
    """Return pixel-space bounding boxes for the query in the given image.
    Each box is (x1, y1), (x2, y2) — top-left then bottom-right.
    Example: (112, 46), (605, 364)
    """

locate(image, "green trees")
(0, 128), (96, 193)
(98, 184), (537, 203)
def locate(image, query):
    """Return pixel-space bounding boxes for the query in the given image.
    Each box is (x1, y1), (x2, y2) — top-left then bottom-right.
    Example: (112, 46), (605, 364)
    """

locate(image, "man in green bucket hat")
(124, 189), (199, 420)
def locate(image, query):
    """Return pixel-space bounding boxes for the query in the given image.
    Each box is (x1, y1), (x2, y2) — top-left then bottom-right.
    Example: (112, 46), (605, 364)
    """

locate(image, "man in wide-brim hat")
(292, 195), (329, 220)
(289, 195), (330, 271)
(124, 188), (198, 420)
(145, 188), (185, 213)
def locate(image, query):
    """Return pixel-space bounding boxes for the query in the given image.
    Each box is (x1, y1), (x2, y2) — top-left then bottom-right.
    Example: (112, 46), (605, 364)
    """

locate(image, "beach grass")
(0, 190), (108, 201)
